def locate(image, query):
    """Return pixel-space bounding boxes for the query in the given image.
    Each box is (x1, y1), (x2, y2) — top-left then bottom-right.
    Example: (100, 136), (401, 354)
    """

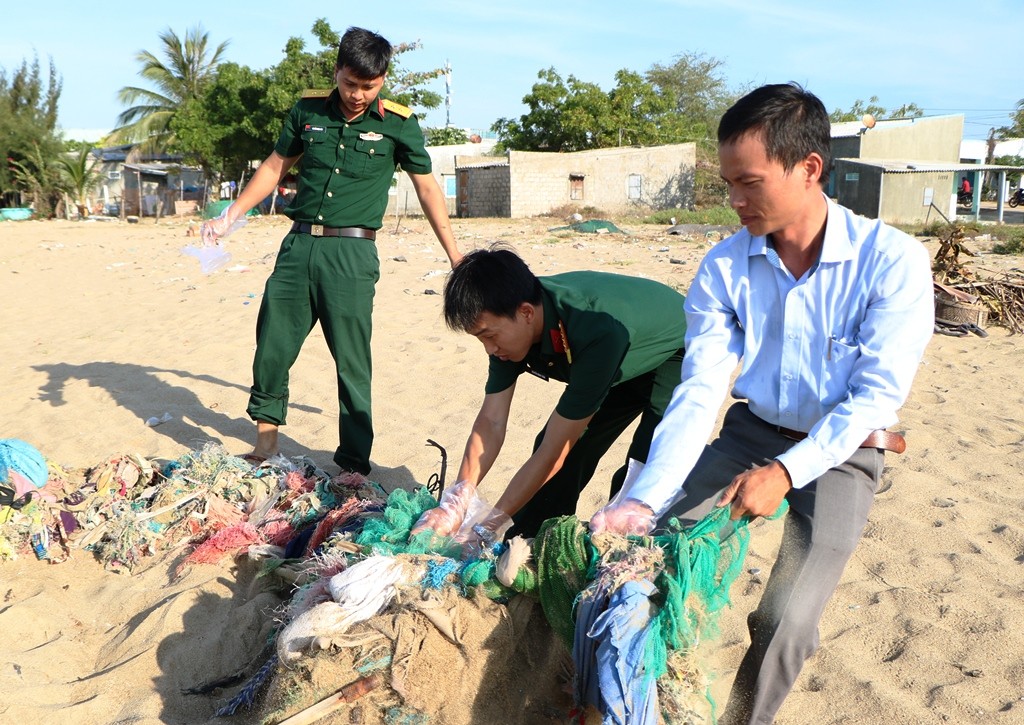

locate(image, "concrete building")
(89, 145), (203, 217)
(386, 138), (499, 218)
(453, 143), (696, 218)
(830, 114), (988, 225)
(834, 159), (1019, 225)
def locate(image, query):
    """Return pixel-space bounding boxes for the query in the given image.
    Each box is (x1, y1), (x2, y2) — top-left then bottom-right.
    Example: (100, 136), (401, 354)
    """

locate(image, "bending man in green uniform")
(412, 247), (686, 540)
(202, 27), (461, 474)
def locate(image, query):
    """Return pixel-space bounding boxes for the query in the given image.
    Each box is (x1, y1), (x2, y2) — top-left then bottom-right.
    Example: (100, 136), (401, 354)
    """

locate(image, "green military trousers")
(247, 231), (380, 474)
(508, 348), (685, 538)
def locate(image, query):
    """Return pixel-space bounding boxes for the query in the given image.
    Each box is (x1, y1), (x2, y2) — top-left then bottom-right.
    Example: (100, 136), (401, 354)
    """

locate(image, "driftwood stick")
(277, 673), (382, 725)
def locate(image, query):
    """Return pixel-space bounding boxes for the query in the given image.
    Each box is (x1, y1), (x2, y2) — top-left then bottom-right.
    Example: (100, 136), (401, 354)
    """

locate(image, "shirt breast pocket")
(350, 137), (394, 177)
(301, 131), (332, 168)
(819, 337), (858, 406)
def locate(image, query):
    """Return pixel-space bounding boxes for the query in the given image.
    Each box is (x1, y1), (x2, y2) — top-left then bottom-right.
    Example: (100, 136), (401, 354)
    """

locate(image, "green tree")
(993, 154), (1024, 186)
(259, 19), (445, 113)
(492, 68), (612, 152)
(57, 146), (103, 217)
(172, 62), (276, 180)
(0, 55), (63, 211)
(111, 25), (229, 151)
(8, 143), (65, 215)
(172, 19), (447, 184)
(63, 138), (94, 153)
(425, 126), (469, 146)
(493, 53), (736, 154)
(645, 51), (736, 140)
(829, 96), (923, 122)
(997, 99), (1024, 138)
(608, 69), (692, 147)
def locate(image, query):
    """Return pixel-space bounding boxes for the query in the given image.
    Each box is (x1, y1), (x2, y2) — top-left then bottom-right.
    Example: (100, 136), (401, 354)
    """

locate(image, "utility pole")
(444, 59), (452, 127)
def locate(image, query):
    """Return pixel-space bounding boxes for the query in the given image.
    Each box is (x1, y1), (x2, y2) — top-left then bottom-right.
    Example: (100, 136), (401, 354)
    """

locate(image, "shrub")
(640, 206), (739, 226)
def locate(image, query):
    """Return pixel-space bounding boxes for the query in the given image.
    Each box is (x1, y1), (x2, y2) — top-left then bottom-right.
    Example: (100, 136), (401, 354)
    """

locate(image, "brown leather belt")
(776, 425), (906, 454)
(291, 222), (376, 240)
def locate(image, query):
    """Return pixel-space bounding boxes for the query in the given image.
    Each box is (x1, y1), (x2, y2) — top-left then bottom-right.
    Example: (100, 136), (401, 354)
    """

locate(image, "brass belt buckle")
(310, 224), (324, 236)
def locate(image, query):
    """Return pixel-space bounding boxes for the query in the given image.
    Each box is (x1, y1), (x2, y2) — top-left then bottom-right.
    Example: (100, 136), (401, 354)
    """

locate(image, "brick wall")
(508, 144), (696, 217)
(458, 164), (511, 217)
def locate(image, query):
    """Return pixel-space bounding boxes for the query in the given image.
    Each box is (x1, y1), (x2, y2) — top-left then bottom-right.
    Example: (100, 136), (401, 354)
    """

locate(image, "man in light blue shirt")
(591, 83), (933, 723)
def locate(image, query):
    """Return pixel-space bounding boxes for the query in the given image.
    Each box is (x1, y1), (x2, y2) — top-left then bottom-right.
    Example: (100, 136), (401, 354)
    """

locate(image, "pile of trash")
(0, 439), (382, 572)
(1, 437), (779, 723)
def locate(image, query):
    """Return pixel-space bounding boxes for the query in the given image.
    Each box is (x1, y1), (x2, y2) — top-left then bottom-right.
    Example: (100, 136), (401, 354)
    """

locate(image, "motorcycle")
(957, 189), (973, 207)
(1008, 188), (1024, 208)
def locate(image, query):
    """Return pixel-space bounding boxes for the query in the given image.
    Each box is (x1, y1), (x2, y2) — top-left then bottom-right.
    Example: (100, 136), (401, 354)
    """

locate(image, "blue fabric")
(574, 579), (660, 724)
(0, 438), (48, 487)
(632, 196), (934, 513)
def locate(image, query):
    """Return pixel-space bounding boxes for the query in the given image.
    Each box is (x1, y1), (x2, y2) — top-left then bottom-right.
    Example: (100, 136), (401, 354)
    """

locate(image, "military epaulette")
(381, 98), (413, 118)
(302, 88), (332, 99)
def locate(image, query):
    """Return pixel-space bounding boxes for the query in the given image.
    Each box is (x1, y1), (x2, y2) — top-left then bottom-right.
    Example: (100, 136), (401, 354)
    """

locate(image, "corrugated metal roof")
(836, 158), (1020, 174)
(454, 159), (509, 169)
(830, 118), (915, 138)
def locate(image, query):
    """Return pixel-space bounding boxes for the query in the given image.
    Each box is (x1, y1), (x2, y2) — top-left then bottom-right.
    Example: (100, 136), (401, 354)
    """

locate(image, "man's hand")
(589, 498), (657, 536)
(410, 480), (476, 538)
(717, 460), (792, 520)
(200, 203), (241, 244)
(455, 507), (512, 558)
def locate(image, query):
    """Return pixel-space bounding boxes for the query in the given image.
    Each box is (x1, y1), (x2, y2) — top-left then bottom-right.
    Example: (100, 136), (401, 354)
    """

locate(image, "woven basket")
(935, 296), (988, 328)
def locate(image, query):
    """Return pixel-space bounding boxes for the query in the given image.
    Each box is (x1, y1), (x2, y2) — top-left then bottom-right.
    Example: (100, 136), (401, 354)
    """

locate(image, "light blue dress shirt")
(628, 198), (934, 516)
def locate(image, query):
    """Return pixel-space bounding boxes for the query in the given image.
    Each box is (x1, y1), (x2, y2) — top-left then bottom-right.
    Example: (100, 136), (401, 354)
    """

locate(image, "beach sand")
(1, 213), (1022, 723)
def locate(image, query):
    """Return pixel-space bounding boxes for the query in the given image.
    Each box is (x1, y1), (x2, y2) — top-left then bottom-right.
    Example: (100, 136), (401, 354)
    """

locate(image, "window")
(569, 173), (585, 200)
(444, 175), (457, 198)
(627, 174), (642, 201)
(107, 171), (121, 180)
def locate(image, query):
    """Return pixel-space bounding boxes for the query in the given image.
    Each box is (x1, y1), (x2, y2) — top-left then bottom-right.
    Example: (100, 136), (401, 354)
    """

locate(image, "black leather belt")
(775, 425), (906, 454)
(291, 222), (375, 240)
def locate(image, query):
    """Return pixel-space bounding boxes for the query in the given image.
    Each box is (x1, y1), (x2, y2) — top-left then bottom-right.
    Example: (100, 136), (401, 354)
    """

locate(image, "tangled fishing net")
(1, 441), (785, 724)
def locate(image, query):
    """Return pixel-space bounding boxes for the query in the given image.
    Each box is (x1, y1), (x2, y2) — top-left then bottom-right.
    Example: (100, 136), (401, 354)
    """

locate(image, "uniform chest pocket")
(301, 128), (338, 168)
(347, 136), (395, 177)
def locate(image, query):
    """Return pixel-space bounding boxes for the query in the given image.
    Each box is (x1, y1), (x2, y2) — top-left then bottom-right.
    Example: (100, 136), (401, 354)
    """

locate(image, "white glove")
(411, 480), (476, 537)
(589, 497), (657, 536)
(200, 203), (245, 244)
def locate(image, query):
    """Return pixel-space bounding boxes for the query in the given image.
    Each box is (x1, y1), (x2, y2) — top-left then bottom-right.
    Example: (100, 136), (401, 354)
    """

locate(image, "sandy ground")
(1, 212), (1022, 724)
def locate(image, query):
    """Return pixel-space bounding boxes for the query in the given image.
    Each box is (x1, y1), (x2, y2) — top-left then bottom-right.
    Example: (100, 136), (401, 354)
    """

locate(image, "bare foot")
(251, 420), (280, 459)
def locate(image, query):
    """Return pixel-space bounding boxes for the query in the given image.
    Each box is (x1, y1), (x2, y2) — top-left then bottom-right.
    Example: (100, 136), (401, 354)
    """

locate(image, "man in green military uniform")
(412, 247), (686, 540)
(202, 27), (461, 474)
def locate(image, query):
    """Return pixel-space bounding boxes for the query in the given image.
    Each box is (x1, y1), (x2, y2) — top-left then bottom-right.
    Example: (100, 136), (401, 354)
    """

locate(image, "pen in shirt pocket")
(828, 335), (835, 361)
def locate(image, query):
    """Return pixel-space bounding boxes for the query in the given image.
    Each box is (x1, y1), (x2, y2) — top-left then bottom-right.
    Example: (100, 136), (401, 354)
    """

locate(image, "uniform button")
(345, 123), (349, 127)
(334, 168), (340, 174)
(547, 362), (554, 367)
(784, 412), (792, 417)
(317, 214), (323, 220)
(327, 191), (333, 198)
(340, 144), (345, 149)
(369, 148), (375, 155)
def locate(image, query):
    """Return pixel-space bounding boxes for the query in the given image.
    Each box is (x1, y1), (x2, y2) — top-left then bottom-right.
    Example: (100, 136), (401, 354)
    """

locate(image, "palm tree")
(57, 147), (103, 217)
(8, 142), (65, 217)
(110, 25), (228, 152)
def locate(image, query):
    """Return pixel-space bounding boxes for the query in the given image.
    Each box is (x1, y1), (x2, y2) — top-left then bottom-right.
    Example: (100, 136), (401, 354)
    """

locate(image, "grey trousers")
(659, 403), (882, 725)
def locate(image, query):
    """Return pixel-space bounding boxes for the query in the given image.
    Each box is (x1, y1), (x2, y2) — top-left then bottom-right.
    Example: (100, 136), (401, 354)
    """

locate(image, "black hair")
(718, 82), (832, 181)
(443, 246), (543, 332)
(336, 27), (392, 79)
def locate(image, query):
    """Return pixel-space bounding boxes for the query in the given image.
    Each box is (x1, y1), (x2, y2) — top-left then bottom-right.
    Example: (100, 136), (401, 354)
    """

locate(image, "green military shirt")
(275, 90), (432, 230)
(485, 272), (687, 420)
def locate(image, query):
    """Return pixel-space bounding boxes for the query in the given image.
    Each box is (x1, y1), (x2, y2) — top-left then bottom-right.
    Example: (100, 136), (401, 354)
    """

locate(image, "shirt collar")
(323, 89), (386, 121)
(537, 288), (558, 356)
(747, 194), (855, 264)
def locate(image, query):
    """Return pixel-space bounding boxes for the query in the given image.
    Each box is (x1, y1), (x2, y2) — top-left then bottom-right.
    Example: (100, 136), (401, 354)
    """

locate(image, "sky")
(2, 0), (1019, 143)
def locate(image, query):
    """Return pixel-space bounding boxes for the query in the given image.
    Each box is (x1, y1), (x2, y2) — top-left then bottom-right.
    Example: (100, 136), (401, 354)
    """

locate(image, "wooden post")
(277, 673), (381, 725)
